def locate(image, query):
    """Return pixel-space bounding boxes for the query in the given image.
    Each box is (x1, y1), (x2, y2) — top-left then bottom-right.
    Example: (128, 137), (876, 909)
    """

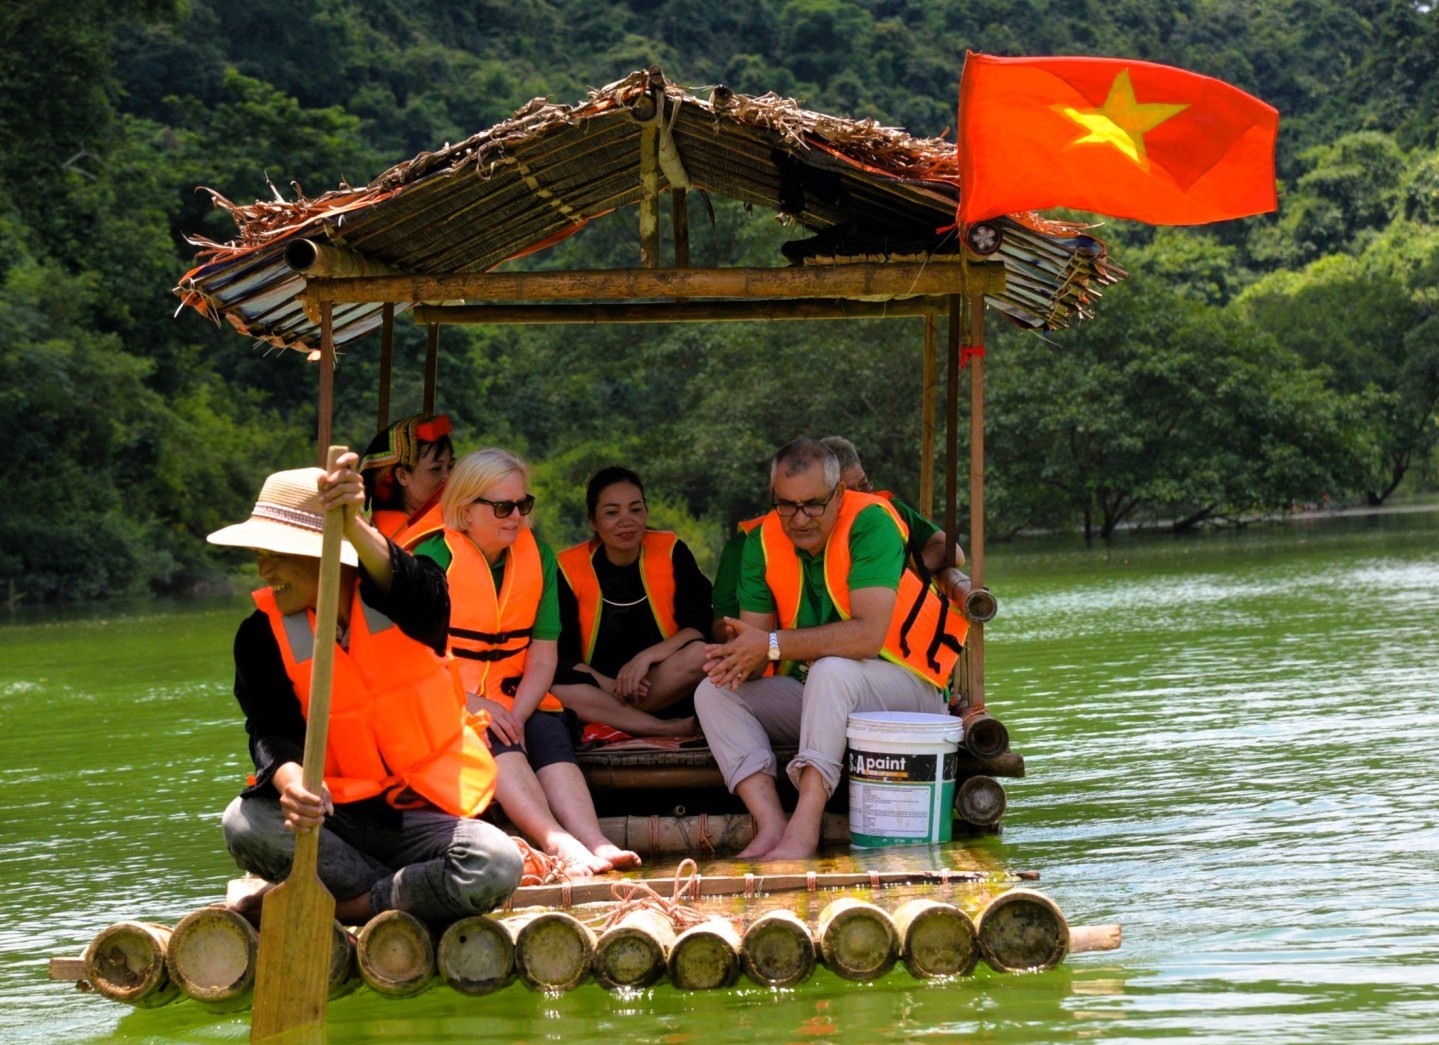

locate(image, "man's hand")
(702, 616), (770, 691)
(272, 761), (332, 833)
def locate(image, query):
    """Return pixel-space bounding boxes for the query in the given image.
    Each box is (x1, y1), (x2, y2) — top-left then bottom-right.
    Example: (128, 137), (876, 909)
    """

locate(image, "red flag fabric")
(958, 53), (1279, 226)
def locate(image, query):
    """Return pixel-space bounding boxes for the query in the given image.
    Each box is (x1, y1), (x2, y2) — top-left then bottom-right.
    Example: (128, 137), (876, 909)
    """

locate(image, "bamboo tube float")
(892, 899), (978, 979)
(740, 909), (816, 989)
(165, 907), (258, 1011)
(667, 917), (743, 990)
(961, 709), (1011, 760)
(955, 775), (1008, 827)
(592, 907), (674, 990)
(82, 922), (181, 1007)
(356, 909), (436, 998)
(977, 889), (1069, 973)
(327, 922), (360, 1000)
(508, 910), (595, 993)
(816, 898), (899, 982)
(437, 914), (515, 997)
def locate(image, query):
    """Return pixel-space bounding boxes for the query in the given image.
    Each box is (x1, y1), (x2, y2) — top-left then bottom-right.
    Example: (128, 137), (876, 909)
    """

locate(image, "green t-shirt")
(413, 532), (562, 641)
(736, 503), (905, 627)
(710, 528), (750, 621)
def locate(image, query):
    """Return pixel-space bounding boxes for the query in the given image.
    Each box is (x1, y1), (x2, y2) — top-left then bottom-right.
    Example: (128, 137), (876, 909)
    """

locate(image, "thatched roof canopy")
(176, 68), (1124, 352)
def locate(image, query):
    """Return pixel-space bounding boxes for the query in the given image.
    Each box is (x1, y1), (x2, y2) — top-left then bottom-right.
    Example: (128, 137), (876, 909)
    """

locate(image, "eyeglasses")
(471, 494), (535, 518)
(773, 484), (838, 520)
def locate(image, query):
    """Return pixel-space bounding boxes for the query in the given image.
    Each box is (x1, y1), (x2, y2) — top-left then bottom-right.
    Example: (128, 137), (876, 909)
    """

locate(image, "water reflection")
(3, 513), (1437, 1042)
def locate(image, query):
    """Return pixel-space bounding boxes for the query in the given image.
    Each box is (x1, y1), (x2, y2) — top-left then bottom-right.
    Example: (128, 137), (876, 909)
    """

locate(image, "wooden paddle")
(249, 445), (347, 1044)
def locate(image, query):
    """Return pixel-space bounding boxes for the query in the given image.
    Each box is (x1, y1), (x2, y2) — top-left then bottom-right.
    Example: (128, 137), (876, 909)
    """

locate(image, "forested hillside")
(2, 0), (1437, 601)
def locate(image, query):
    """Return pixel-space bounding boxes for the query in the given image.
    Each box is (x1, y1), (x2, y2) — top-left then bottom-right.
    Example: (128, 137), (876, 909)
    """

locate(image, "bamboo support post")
(892, 898), (978, 979)
(920, 313), (938, 518)
(671, 188), (689, 267)
(377, 302), (394, 431)
(966, 285), (988, 711)
(166, 907), (258, 1011)
(423, 323), (439, 414)
(436, 915), (515, 996)
(639, 121), (660, 267)
(316, 302), (334, 467)
(740, 909), (816, 989)
(816, 898), (899, 982)
(356, 910), (436, 998)
(667, 917), (742, 990)
(82, 922), (180, 1008)
(977, 889), (1069, 973)
(955, 774), (1008, 827)
(508, 911), (595, 993)
(592, 907), (674, 990)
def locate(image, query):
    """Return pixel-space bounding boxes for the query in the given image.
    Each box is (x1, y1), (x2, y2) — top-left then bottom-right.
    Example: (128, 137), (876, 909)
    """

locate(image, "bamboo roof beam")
(409, 296), (952, 326)
(304, 262), (1007, 306)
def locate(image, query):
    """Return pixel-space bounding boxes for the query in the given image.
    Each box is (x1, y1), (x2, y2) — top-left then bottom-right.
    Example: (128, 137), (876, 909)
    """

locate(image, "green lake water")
(2, 508), (1436, 1043)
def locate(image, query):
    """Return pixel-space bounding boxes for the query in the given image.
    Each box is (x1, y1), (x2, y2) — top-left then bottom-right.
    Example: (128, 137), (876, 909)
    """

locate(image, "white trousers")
(695, 656), (944, 796)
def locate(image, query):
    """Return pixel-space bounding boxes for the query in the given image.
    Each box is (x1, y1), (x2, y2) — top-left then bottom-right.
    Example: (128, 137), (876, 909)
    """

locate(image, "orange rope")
(601, 858), (708, 932)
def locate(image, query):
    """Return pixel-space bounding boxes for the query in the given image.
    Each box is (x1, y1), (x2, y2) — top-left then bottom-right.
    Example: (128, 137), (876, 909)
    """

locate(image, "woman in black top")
(552, 467), (711, 738)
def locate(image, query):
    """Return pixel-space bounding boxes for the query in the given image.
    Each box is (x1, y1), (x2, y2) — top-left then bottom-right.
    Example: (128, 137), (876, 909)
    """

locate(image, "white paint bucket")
(846, 711), (962, 848)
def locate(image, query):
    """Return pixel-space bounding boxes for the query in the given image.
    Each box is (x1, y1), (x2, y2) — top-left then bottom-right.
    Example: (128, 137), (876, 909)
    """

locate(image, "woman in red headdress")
(360, 413), (455, 548)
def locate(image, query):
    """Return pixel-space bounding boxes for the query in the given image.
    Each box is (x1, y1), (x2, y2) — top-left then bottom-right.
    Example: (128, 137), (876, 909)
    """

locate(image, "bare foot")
(594, 844), (642, 870)
(660, 715), (699, 738)
(226, 881), (274, 929)
(736, 825), (786, 860)
(754, 835), (819, 862)
(551, 834), (610, 875)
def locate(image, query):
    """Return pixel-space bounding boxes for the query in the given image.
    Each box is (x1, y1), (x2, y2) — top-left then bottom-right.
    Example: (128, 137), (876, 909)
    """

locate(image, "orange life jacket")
(556, 531), (681, 662)
(253, 586), (497, 818)
(372, 497), (446, 551)
(756, 491), (969, 688)
(443, 527), (564, 712)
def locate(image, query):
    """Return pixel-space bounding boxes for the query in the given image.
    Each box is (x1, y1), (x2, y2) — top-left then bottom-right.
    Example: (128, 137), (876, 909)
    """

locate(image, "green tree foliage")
(3, 0), (1438, 600)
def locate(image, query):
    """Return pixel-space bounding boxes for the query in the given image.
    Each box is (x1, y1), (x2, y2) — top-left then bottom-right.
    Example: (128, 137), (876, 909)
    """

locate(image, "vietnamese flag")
(958, 52), (1279, 226)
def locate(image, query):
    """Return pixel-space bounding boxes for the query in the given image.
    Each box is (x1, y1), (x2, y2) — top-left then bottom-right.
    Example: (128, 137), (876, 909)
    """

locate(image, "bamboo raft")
(51, 870), (1120, 1007)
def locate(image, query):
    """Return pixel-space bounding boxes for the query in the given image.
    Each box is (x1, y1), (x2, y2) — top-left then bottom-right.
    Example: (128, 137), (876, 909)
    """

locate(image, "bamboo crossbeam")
(503, 869), (1039, 910)
(410, 297), (951, 326)
(305, 262), (1007, 306)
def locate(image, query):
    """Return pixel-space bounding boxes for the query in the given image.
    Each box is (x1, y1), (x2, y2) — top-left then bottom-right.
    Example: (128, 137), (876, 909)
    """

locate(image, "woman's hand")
(613, 650), (657, 701)
(471, 696), (524, 747)
(272, 761), (333, 833)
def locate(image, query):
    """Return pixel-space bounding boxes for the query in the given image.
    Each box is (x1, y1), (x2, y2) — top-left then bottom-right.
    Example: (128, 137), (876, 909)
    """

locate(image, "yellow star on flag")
(1052, 69), (1189, 170)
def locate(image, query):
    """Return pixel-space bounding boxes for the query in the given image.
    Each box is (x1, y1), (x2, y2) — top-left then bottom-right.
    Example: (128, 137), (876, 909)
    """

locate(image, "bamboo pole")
(377, 302), (394, 431)
(817, 898), (899, 982)
(410, 297), (949, 326)
(509, 911), (595, 993)
(976, 889), (1069, 973)
(740, 909), (816, 988)
(423, 323), (439, 414)
(919, 313), (938, 518)
(668, 917), (742, 990)
(315, 302), (334, 467)
(671, 188), (690, 268)
(166, 907), (258, 1012)
(639, 122), (660, 267)
(305, 262), (1007, 305)
(437, 915), (515, 996)
(593, 908), (674, 990)
(82, 922), (180, 1008)
(892, 898), (978, 979)
(356, 910), (436, 998)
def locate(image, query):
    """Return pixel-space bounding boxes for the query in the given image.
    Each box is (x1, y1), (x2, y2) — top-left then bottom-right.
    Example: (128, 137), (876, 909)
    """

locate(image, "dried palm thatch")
(175, 67), (1125, 353)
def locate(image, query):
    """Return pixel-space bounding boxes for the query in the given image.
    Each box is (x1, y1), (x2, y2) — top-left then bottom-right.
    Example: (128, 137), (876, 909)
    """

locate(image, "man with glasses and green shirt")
(697, 438), (969, 861)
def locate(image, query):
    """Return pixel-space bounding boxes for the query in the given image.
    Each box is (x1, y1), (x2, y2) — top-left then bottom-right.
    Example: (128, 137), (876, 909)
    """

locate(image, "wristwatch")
(767, 631), (781, 661)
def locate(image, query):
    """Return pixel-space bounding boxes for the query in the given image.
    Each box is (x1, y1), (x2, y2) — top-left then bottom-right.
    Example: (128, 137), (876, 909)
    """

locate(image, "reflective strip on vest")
(251, 585), (497, 817)
(756, 492), (968, 689)
(442, 528), (563, 712)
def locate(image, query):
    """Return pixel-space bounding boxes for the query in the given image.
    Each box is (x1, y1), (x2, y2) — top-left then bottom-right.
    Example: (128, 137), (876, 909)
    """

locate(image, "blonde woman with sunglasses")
(412, 448), (640, 875)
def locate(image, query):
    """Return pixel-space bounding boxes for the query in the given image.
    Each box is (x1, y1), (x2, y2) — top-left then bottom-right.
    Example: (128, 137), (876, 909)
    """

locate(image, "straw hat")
(208, 467), (359, 566)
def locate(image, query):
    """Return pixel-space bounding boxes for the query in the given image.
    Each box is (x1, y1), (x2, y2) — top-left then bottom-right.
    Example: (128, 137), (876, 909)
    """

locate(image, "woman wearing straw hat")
(359, 412), (455, 548)
(412, 448), (641, 876)
(210, 454), (523, 925)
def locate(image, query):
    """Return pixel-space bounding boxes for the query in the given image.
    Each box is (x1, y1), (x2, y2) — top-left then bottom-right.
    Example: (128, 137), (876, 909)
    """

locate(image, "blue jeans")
(222, 794), (522, 923)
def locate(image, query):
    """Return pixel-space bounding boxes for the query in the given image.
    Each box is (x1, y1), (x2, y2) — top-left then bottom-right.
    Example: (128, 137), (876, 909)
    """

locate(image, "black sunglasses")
(471, 494), (536, 518)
